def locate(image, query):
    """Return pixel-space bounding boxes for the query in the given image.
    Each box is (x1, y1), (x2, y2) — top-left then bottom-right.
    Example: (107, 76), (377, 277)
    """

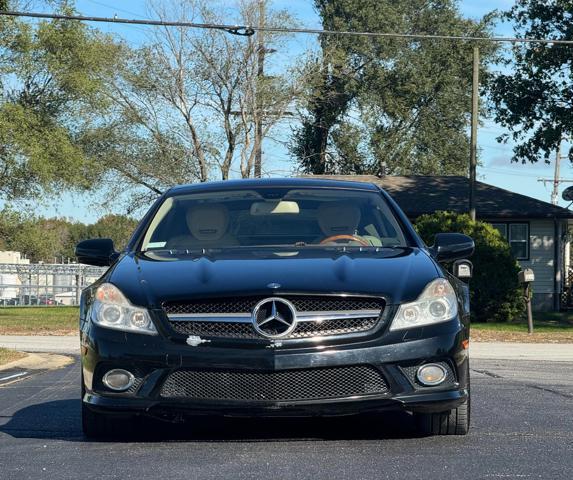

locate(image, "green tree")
(488, 0), (573, 164)
(414, 211), (524, 323)
(292, 0), (494, 175)
(86, 0), (298, 212)
(0, 209), (65, 262)
(87, 214), (138, 251)
(0, 209), (137, 261)
(0, 1), (120, 200)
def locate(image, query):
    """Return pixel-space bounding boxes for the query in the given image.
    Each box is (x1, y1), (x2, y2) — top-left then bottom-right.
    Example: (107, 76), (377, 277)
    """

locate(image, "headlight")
(390, 278), (458, 331)
(91, 283), (157, 335)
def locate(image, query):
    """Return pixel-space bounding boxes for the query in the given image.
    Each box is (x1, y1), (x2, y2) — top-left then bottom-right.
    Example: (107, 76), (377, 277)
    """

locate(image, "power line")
(0, 10), (256, 36)
(83, 0), (146, 19)
(2, 10), (573, 45)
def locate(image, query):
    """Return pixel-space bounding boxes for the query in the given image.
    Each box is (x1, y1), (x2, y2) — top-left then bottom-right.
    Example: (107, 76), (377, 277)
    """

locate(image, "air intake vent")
(160, 365), (389, 402)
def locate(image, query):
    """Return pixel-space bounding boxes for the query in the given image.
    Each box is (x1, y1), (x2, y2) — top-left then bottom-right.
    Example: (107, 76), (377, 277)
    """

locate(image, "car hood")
(108, 248), (441, 308)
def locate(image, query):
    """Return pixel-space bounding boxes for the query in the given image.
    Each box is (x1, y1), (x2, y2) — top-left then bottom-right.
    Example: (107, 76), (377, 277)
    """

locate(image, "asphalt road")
(0, 358), (572, 480)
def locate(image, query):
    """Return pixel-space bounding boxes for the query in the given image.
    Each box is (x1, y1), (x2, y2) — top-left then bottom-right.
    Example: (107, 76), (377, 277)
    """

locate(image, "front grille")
(290, 317), (379, 338)
(169, 316), (379, 339)
(159, 365), (389, 401)
(164, 295), (384, 340)
(164, 295), (384, 315)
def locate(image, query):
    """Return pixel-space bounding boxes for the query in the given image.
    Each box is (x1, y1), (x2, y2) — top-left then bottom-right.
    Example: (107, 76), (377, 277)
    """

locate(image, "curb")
(0, 352), (74, 385)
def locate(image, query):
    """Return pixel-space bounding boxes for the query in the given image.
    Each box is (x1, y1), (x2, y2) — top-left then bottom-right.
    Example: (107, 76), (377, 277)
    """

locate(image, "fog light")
(416, 364), (447, 386)
(102, 369), (135, 391)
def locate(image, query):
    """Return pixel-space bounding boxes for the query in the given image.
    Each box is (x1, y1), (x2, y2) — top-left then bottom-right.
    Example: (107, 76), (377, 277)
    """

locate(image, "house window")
(509, 224), (529, 260)
(490, 222), (529, 260)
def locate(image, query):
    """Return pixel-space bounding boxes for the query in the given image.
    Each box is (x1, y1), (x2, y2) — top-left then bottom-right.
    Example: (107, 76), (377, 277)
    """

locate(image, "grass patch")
(0, 347), (26, 366)
(472, 322), (573, 333)
(471, 315), (573, 343)
(0, 306), (78, 335)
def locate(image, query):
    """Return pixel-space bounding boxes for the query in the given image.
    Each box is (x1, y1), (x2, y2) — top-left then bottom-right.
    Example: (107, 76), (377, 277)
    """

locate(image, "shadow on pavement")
(0, 399), (421, 442)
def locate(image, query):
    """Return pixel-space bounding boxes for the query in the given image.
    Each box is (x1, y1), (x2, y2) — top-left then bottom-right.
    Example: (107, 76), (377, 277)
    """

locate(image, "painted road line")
(0, 371), (28, 382)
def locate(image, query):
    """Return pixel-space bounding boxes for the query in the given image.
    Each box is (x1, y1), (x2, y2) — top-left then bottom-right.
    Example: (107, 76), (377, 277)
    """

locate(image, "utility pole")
(254, 0), (265, 178)
(469, 46), (479, 221)
(538, 138), (571, 204)
(552, 140), (562, 205)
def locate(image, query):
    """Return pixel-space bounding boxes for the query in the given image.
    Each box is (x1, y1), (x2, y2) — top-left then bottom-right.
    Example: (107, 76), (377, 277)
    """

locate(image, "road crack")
(471, 369), (573, 399)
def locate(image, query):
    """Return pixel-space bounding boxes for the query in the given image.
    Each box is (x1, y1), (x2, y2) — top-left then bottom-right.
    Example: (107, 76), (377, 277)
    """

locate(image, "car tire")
(414, 397), (470, 436)
(414, 362), (471, 436)
(81, 367), (136, 439)
(82, 403), (129, 439)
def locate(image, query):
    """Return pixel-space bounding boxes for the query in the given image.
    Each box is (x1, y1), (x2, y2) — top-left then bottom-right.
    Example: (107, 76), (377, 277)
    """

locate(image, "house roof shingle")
(308, 175), (573, 219)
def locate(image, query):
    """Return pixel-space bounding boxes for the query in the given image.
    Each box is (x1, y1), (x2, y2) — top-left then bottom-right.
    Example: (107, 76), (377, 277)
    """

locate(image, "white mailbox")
(518, 269), (535, 284)
(453, 259), (473, 280)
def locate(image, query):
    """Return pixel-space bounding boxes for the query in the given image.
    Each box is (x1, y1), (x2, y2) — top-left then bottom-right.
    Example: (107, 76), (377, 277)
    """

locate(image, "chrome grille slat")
(167, 310), (381, 323)
(167, 314), (252, 323)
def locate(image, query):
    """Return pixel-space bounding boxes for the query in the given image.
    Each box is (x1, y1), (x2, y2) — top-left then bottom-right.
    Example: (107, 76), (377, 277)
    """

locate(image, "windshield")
(140, 187), (407, 252)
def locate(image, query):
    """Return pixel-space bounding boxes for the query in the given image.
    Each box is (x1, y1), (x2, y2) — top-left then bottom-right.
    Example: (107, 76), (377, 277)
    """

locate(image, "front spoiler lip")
(83, 389), (468, 418)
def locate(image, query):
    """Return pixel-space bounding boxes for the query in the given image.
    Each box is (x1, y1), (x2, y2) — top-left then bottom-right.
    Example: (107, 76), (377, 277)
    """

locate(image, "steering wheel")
(319, 234), (370, 246)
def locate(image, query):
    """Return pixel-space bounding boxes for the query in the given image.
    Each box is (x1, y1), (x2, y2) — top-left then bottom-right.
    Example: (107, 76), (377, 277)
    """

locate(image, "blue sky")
(5, 0), (571, 221)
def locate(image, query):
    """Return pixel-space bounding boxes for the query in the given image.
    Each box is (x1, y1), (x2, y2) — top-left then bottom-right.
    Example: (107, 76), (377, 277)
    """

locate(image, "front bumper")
(81, 321), (469, 419)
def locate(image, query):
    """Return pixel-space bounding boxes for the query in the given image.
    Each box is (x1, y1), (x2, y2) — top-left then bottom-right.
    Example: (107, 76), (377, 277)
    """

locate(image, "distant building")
(0, 251), (30, 265)
(0, 252), (28, 301)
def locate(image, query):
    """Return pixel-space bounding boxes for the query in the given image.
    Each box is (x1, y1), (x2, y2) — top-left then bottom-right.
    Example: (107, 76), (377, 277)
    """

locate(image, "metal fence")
(0, 264), (107, 307)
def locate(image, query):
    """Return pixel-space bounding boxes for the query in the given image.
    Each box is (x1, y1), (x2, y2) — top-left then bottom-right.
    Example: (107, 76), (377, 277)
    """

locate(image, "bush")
(414, 211), (524, 323)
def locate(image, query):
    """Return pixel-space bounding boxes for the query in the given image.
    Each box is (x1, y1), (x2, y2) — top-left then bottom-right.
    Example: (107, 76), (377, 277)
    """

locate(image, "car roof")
(167, 177), (380, 195)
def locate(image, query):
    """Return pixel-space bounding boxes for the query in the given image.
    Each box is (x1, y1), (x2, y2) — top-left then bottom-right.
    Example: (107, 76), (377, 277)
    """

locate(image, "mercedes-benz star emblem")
(252, 298), (297, 338)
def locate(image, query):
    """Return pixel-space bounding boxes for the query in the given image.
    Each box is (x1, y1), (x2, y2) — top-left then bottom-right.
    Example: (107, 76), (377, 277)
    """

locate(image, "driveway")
(0, 357), (571, 479)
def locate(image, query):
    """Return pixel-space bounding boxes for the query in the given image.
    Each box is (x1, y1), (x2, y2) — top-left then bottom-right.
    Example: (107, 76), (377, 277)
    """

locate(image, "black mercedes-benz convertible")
(76, 178), (474, 438)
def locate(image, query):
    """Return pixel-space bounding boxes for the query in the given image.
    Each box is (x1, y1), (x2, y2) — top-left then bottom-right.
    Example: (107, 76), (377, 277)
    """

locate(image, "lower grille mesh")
(160, 365), (388, 401)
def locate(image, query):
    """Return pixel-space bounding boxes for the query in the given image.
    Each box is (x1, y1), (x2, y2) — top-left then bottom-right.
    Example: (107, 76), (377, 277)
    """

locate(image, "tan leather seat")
(317, 203), (362, 238)
(167, 204), (238, 249)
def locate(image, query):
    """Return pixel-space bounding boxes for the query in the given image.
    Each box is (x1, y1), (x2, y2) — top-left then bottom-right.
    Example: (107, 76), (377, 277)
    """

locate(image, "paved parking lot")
(0, 358), (571, 480)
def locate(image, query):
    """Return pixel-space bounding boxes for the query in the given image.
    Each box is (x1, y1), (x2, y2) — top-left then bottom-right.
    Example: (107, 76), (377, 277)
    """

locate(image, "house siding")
(483, 219), (556, 311)
(520, 220), (554, 289)
(516, 220), (555, 311)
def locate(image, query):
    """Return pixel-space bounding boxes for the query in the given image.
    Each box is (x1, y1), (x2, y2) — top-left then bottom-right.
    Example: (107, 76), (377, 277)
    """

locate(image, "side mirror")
(430, 233), (474, 262)
(75, 238), (118, 267)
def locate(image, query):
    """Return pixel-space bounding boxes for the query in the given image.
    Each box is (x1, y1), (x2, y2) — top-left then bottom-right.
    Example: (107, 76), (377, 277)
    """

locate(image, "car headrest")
(186, 204), (230, 241)
(317, 203), (361, 236)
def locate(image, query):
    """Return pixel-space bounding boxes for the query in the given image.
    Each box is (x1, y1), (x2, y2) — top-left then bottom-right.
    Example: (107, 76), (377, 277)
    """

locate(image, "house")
(310, 175), (573, 312)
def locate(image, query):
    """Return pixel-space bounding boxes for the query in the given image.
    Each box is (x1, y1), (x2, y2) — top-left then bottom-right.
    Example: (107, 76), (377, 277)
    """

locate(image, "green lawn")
(0, 306), (78, 335)
(471, 312), (573, 343)
(472, 311), (573, 331)
(472, 322), (573, 333)
(0, 347), (26, 366)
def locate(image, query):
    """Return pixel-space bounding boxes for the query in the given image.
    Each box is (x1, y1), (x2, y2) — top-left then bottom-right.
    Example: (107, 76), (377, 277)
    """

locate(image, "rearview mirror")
(430, 233), (474, 262)
(75, 238), (118, 267)
(250, 200), (300, 215)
